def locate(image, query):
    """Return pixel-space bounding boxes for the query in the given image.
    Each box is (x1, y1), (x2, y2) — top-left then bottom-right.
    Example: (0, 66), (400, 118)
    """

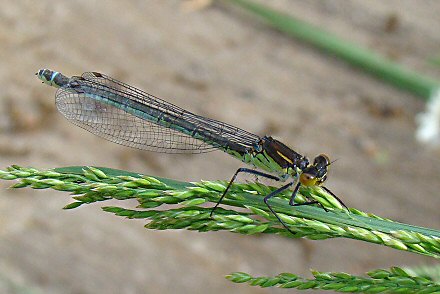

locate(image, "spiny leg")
(263, 181), (296, 235)
(289, 182), (301, 206)
(210, 167), (280, 217)
(287, 184), (349, 212)
(289, 182), (328, 212)
(322, 186), (349, 210)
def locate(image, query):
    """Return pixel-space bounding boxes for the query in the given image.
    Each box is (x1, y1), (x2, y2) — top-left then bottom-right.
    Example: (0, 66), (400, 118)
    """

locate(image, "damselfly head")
(299, 154), (330, 187)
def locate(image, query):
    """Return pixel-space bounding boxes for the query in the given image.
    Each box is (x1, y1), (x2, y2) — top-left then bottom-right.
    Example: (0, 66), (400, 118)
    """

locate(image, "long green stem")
(225, 0), (440, 99)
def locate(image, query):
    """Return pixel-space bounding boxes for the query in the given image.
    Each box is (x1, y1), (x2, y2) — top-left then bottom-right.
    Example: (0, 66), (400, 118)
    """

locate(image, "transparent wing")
(54, 72), (260, 154)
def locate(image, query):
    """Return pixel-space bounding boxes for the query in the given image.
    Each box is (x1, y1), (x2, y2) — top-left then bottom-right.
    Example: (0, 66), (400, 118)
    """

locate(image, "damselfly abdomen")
(37, 69), (348, 234)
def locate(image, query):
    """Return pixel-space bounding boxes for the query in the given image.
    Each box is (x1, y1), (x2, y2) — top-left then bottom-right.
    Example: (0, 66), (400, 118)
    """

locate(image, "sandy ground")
(0, 1), (439, 293)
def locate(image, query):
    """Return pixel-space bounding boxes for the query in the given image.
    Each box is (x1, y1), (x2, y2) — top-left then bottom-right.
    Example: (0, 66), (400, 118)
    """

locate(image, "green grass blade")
(227, 267), (440, 292)
(2, 165), (440, 258)
(226, 0), (440, 99)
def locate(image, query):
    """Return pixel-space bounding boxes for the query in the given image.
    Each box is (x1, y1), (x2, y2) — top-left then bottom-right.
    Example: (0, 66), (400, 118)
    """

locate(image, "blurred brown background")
(0, 1), (439, 293)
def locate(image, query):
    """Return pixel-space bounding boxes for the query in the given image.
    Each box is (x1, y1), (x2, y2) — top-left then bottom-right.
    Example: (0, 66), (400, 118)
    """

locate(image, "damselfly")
(36, 69), (348, 234)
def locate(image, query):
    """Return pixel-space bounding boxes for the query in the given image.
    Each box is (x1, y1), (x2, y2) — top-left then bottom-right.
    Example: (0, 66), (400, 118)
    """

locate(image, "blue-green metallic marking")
(50, 71), (59, 85)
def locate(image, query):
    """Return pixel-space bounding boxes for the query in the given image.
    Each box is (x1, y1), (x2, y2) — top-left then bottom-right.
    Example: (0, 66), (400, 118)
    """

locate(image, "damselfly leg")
(211, 168), (348, 235)
(263, 181), (296, 235)
(210, 167), (299, 235)
(289, 181), (326, 211)
(321, 186), (349, 210)
(210, 167), (280, 217)
(288, 183), (348, 211)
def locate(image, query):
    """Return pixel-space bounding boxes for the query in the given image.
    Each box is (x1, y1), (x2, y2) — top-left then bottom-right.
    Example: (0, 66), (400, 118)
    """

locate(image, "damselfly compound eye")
(313, 154), (330, 166)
